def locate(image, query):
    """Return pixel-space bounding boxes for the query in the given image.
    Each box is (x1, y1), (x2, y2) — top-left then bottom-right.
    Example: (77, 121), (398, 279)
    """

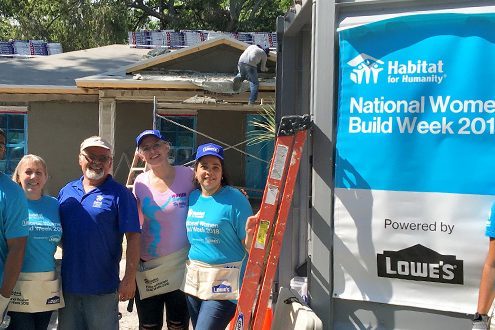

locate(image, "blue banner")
(336, 13), (495, 195)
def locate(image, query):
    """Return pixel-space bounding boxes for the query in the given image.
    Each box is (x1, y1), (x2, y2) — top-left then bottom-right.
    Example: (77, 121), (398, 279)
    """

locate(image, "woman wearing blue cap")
(132, 130), (194, 330)
(183, 142), (255, 330)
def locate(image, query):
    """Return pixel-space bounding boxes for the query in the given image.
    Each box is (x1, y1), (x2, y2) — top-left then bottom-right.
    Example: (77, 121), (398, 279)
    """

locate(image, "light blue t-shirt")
(186, 186), (253, 283)
(0, 173), (29, 282)
(22, 196), (61, 272)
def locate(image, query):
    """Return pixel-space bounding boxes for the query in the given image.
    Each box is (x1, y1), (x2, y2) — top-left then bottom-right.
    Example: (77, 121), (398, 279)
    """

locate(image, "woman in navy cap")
(183, 142), (255, 330)
(132, 129), (194, 330)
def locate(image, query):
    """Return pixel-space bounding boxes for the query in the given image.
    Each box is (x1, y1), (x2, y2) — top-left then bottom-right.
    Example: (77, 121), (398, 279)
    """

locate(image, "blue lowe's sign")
(334, 13), (495, 313)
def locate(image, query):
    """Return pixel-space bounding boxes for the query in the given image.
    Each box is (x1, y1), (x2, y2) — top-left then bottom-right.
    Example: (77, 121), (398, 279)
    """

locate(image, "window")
(0, 113), (27, 175)
(156, 115), (196, 166)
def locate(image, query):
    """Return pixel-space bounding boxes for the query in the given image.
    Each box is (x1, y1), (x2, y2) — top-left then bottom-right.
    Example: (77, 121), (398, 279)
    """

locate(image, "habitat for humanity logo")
(377, 244), (463, 284)
(348, 53), (446, 85)
(348, 54), (384, 84)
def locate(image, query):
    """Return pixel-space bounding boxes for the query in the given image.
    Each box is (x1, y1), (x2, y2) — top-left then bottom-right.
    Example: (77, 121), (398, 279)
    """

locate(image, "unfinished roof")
(76, 38), (276, 92)
(0, 45), (149, 89)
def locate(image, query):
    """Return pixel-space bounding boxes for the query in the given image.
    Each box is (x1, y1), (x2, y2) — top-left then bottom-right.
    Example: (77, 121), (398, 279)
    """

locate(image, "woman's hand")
(244, 211), (260, 250)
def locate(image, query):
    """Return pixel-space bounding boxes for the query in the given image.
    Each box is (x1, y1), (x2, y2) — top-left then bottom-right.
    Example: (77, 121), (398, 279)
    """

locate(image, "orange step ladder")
(232, 114), (311, 330)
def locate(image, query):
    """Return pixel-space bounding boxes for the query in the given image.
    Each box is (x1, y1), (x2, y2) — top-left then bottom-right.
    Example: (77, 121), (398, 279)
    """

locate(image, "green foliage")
(0, 0), (290, 51)
(0, 0), (131, 51)
(247, 103), (276, 146)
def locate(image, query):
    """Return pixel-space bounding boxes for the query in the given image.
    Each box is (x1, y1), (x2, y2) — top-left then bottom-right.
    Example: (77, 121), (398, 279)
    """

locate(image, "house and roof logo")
(348, 53), (384, 84)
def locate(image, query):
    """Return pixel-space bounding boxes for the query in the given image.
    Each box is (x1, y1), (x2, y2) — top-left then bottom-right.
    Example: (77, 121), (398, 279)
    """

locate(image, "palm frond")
(246, 103), (276, 146)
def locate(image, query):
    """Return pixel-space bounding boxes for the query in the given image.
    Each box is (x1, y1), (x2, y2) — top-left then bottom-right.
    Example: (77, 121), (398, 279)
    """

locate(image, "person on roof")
(232, 44), (270, 105)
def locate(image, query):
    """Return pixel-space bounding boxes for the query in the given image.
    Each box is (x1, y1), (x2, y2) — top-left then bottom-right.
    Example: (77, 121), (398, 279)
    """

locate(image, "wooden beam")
(120, 38), (259, 73)
(0, 85), (97, 95)
(0, 106), (28, 113)
(0, 93), (98, 103)
(156, 102), (271, 112)
(99, 89), (275, 103)
(76, 78), (276, 91)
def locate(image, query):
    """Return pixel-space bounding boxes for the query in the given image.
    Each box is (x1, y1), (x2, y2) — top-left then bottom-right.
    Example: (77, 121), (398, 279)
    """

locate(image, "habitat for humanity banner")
(334, 13), (495, 313)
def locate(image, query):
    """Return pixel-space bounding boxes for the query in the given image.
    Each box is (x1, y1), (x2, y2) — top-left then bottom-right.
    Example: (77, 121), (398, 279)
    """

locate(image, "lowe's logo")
(203, 146), (219, 153)
(348, 53), (384, 84)
(212, 282), (233, 293)
(46, 296), (61, 304)
(377, 244), (463, 284)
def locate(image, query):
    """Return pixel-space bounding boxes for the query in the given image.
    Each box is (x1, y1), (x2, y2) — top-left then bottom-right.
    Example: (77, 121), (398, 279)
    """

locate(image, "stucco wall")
(28, 101), (99, 195)
(196, 110), (247, 187)
(113, 101), (153, 184)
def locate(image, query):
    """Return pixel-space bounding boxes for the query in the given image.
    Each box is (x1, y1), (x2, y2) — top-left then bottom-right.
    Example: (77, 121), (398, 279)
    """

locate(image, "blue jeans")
(186, 294), (236, 330)
(235, 63), (259, 103)
(58, 292), (119, 330)
(135, 289), (189, 329)
(7, 311), (53, 330)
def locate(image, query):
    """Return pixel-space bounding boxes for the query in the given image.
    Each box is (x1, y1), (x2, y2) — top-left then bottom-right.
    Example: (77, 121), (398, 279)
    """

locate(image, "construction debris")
(183, 95), (218, 104)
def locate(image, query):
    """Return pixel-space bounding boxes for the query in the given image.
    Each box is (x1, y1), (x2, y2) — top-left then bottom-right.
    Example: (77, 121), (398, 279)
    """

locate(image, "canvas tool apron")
(182, 259), (243, 300)
(9, 271), (64, 312)
(136, 247), (189, 299)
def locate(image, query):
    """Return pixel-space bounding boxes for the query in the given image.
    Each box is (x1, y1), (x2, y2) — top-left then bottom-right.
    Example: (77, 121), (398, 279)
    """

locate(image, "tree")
(0, 0), (130, 51)
(125, 0), (291, 32)
(0, 0), (291, 51)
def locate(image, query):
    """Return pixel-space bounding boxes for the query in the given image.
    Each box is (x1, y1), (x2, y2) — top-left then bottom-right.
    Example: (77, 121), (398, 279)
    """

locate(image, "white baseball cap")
(80, 136), (113, 153)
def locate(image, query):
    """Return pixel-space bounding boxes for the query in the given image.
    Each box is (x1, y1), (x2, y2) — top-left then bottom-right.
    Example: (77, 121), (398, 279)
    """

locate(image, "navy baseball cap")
(136, 129), (165, 147)
(195, 143), (224, 160)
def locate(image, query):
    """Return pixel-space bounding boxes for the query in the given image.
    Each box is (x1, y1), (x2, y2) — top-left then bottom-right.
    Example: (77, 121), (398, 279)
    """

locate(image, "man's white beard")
(85, 168), (105, 181)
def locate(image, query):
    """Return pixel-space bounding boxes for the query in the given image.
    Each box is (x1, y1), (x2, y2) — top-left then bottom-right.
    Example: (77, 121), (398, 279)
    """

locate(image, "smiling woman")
(183, 142), (256, 330)
(9, 154), (63, 330)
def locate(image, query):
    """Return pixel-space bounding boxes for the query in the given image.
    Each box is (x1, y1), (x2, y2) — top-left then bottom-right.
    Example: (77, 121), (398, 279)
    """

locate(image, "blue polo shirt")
(0, 173), (28, 284)
(58, 175), (140, 295)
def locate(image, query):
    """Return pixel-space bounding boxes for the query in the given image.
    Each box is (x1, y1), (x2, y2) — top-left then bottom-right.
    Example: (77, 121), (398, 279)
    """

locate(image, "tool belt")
(182, 259), (242, 300)
(9, 271), (64, 312)
(136, 247), (189, 299)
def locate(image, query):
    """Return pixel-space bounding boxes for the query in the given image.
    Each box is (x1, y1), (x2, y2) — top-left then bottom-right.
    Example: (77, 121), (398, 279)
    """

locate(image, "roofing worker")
(8, 155), (63, 329)
(133, 129), (194, 330)
(57, 136), (141, 330)
(232, 44), (270, 105)
(183, 143), (256, 329)
(0, 129), (28, 328)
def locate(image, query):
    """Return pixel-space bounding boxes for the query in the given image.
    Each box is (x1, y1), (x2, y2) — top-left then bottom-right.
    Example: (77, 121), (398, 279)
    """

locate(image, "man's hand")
(261, 66), (268, 72)
(118, 275), (136, 301)
(0, 294), (10, 325)
(472, 313), (490, 330)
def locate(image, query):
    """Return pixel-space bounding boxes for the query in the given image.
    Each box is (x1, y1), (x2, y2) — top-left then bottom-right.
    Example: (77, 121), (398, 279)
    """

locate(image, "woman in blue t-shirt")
(184, 143), (256, 330)
(9, 155), (62, 330)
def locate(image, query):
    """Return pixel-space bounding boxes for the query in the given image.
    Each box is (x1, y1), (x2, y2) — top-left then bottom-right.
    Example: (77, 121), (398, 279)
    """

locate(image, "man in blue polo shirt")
(58, 136), (140, 330)
(0, 129), (28, 327)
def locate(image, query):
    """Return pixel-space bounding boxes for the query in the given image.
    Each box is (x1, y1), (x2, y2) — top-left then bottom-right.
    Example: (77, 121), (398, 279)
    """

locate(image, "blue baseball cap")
(195, 143), (224, 160)
(136, 129), (164, 147)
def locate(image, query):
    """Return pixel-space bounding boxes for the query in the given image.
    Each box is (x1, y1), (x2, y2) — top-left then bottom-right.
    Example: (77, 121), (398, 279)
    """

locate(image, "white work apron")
(182, 259), (243, 300)
(136, 247), (189, 299)
(9, 271), (64, 312)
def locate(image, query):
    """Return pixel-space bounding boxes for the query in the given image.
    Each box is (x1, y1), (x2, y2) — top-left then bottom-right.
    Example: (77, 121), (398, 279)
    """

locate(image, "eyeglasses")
(139, 142), (165, 153)
(81, 153), (111, 164)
